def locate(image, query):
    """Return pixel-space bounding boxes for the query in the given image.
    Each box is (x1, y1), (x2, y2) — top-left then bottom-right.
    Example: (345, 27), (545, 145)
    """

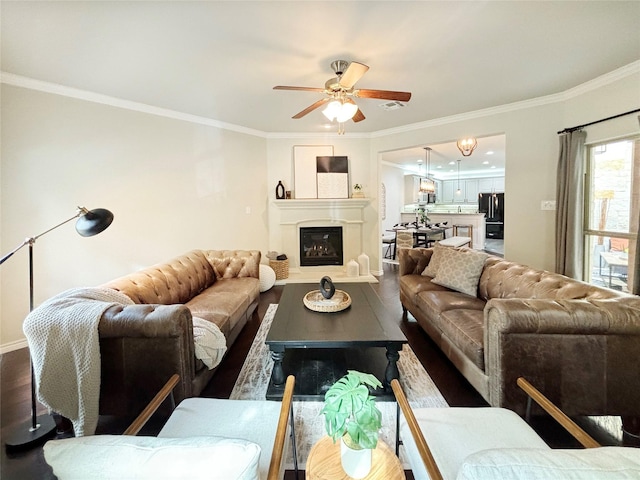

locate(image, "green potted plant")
(321, 370), (383, 478)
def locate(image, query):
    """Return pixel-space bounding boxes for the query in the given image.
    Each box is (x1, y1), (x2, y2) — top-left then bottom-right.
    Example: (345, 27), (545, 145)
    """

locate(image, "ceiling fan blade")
(339, 62), (369, 89)
(354, 89), (412, 102)
(292, 98), (330, 119)
(352, 109), (366, 123)
(273, 86), (326, 93)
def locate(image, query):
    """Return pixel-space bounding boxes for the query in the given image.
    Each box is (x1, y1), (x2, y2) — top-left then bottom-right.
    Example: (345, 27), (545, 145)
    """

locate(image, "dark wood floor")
(1, 263), (635, 479)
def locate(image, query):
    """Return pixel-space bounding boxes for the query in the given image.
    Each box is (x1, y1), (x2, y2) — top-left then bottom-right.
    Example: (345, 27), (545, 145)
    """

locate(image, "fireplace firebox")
(299, 227), (343, 267)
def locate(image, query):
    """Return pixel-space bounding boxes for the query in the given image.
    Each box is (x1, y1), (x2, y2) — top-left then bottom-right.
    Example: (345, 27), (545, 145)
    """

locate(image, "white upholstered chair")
(44, 374), (297, 480)
(392, 377), (640, 480)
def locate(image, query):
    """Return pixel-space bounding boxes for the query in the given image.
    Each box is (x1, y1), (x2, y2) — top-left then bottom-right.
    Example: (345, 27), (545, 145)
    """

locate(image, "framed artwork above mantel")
(293, 145), (334, 199)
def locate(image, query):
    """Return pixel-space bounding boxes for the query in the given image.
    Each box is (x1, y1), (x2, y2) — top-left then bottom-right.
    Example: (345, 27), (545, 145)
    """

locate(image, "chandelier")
(456, 137), (478, 156)
(420, 147), (435, 193)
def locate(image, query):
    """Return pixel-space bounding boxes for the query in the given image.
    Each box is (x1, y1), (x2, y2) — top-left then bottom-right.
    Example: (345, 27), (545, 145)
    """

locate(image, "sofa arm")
(98, 304), (195, 415)
(398, 247), (433, 276)
(99, 304), (193, 338)
(204, 250), (261, 279)
(485, 297), (640, 416)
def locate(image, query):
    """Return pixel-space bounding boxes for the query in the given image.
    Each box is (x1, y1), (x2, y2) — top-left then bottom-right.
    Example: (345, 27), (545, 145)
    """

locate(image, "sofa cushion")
(422, 243), (448, 277)
(415, 291), (486, 335)
(43, 435), (261, 480)
(432, 247), (489, 296)
(457, 446), (640, 480)
(401, 407), (550, 480)
(159, 397), (288, 480)
(440, 309), (485, 370)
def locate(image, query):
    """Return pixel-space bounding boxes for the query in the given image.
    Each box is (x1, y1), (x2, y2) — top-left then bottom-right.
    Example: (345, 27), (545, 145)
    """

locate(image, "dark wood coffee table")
(265, 282), (407, 400)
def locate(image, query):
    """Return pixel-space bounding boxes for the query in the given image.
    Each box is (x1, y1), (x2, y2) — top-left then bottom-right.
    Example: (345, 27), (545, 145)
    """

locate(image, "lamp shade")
(75, 208), (114, 237)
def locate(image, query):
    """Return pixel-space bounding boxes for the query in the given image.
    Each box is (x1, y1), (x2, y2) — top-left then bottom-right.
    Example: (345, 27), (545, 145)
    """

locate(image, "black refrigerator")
(478, 192), (504, 239)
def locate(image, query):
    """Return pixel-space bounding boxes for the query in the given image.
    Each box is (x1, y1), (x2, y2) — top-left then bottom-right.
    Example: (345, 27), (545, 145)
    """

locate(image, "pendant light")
(457, 137), (478, 156)
(421, 147), (435, 193)
(455, 159), (462, 195)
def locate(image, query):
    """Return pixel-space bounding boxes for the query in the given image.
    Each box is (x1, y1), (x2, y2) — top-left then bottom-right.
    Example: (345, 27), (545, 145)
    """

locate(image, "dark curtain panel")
(555, 130), (587, 277)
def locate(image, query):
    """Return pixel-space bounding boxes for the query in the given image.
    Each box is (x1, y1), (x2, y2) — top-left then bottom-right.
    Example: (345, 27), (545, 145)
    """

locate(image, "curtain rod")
(558, 107), (640, 135)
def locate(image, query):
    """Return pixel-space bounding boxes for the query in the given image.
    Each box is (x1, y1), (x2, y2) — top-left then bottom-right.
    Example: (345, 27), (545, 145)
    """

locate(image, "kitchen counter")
(400, 212), (486, 249)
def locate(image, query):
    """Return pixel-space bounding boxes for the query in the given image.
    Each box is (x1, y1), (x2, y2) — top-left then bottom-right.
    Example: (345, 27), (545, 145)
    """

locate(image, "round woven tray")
(303, 289), (352, 313)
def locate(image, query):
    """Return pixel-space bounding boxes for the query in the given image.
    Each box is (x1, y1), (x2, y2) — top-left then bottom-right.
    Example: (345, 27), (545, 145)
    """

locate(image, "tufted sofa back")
(478, 257), (626, 302)
(104, 250), (216, 305)
(203, 250), (260, 280)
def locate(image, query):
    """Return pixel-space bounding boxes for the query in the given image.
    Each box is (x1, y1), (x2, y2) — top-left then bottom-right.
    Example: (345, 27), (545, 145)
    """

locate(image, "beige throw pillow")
(431, 247), (488, 296)
(421, 243), (448, 277)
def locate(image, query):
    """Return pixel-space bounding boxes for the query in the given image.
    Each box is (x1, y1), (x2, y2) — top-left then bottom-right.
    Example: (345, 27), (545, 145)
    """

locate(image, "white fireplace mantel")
(273, 198), (370, 210)
(272, 198), (371, 271)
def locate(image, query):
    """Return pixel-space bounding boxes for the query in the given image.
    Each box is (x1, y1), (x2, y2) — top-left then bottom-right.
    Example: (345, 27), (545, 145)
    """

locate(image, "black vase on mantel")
(276, 181), (285, 199)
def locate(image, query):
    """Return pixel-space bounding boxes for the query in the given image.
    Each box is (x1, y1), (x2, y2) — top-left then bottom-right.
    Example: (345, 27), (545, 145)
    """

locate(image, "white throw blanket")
(23, 287), (134, 436)
(24, 287), (227, 436)
(192, 316), (227, 369)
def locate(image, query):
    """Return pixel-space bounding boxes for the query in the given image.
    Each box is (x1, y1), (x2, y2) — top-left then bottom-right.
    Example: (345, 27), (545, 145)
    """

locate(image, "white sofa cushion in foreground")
(400, 407), (640, 480)
(458, 447), (640, 480)
(43, 435), (260, 480)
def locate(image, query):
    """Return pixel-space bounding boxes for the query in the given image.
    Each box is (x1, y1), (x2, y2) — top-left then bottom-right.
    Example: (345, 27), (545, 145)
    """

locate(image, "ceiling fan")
(273, 60), (412, 127)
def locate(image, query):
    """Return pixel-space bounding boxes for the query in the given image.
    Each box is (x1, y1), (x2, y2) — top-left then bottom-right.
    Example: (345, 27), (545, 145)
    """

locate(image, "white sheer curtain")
(555, 130), (587, 277)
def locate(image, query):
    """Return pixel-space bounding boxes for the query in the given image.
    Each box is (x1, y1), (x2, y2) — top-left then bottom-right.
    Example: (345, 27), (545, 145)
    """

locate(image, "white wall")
(2, 68), (639, 350)
(1, 85), (268, 348)
(265, 136), (379, 271)
(380, 164), (405, 232)
(372, 102), (564, 270)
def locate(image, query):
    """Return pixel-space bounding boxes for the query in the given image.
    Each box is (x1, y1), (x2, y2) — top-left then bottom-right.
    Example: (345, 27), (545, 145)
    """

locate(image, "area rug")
(230, 304), (448, 469)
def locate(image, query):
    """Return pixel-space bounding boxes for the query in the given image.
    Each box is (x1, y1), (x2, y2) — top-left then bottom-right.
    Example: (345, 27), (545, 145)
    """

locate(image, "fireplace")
(299, 227), (343, 267)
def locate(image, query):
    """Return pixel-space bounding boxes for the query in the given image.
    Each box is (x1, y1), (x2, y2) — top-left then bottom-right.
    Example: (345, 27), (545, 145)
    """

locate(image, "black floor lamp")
(1, 206), (114, 450)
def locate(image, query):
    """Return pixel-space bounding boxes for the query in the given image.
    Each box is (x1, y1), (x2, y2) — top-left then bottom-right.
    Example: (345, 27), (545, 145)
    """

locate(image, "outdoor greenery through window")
(584, 137), (639, 292)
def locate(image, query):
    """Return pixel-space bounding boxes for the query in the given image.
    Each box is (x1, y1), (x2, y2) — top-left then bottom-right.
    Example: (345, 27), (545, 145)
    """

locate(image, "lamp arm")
(0, 238), (31, 265)
(0, 208), (84, 265)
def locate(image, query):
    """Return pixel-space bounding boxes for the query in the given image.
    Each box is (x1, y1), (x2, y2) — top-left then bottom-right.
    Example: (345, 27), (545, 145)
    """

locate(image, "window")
(584, 137), (639, 291)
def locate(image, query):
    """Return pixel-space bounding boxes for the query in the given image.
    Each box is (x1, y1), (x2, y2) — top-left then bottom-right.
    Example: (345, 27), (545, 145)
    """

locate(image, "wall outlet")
(541, 200), (556, 211)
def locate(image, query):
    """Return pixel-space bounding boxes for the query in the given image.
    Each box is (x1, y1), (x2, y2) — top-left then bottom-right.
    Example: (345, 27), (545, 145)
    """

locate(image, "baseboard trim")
(0, 339), (28, 355)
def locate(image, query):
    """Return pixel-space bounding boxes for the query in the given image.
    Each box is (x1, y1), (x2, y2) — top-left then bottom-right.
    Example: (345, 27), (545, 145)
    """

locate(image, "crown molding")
(0, 72), (267, 138)
(561, 60), (640, 100)
(371, 60), (640, 139)
(3, 60), (639, 140)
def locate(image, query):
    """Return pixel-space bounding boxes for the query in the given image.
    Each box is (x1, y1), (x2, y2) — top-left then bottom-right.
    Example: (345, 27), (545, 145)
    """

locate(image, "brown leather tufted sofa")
(97, 249), (261, 415)
(399, 247), (640, 417)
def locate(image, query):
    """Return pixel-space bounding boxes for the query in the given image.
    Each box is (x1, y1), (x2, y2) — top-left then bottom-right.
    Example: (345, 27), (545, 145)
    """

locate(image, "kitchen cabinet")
(440, 180), (456, 203)
(478, 177), (504, 193)
(464, 179), (479, 203)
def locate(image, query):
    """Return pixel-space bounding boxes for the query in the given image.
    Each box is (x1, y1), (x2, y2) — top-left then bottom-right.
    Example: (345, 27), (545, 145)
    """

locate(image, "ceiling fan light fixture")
(336, 99), (358, 123)
(322, 100), (342, 121)
(457, 137), (478, 156)
(322, 98), (358, 123)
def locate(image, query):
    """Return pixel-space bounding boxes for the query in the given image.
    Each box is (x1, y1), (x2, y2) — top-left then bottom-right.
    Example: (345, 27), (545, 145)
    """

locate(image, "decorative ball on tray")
(303, 276), (352, 312)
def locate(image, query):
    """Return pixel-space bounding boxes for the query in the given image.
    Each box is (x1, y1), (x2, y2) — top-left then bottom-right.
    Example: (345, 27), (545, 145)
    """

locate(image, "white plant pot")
(340, 437), (372, 479)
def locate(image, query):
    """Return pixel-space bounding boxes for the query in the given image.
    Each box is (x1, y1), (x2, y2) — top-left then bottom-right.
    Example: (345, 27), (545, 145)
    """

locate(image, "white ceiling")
(1, 1), (639, 137)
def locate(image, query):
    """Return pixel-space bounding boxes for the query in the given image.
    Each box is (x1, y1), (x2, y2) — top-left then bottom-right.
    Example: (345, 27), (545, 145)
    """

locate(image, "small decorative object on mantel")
(303, 276), (352, 312)
(275, 180), (286, 199)
(321, 370), (383, 478)
(352, 183), (364, 198)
